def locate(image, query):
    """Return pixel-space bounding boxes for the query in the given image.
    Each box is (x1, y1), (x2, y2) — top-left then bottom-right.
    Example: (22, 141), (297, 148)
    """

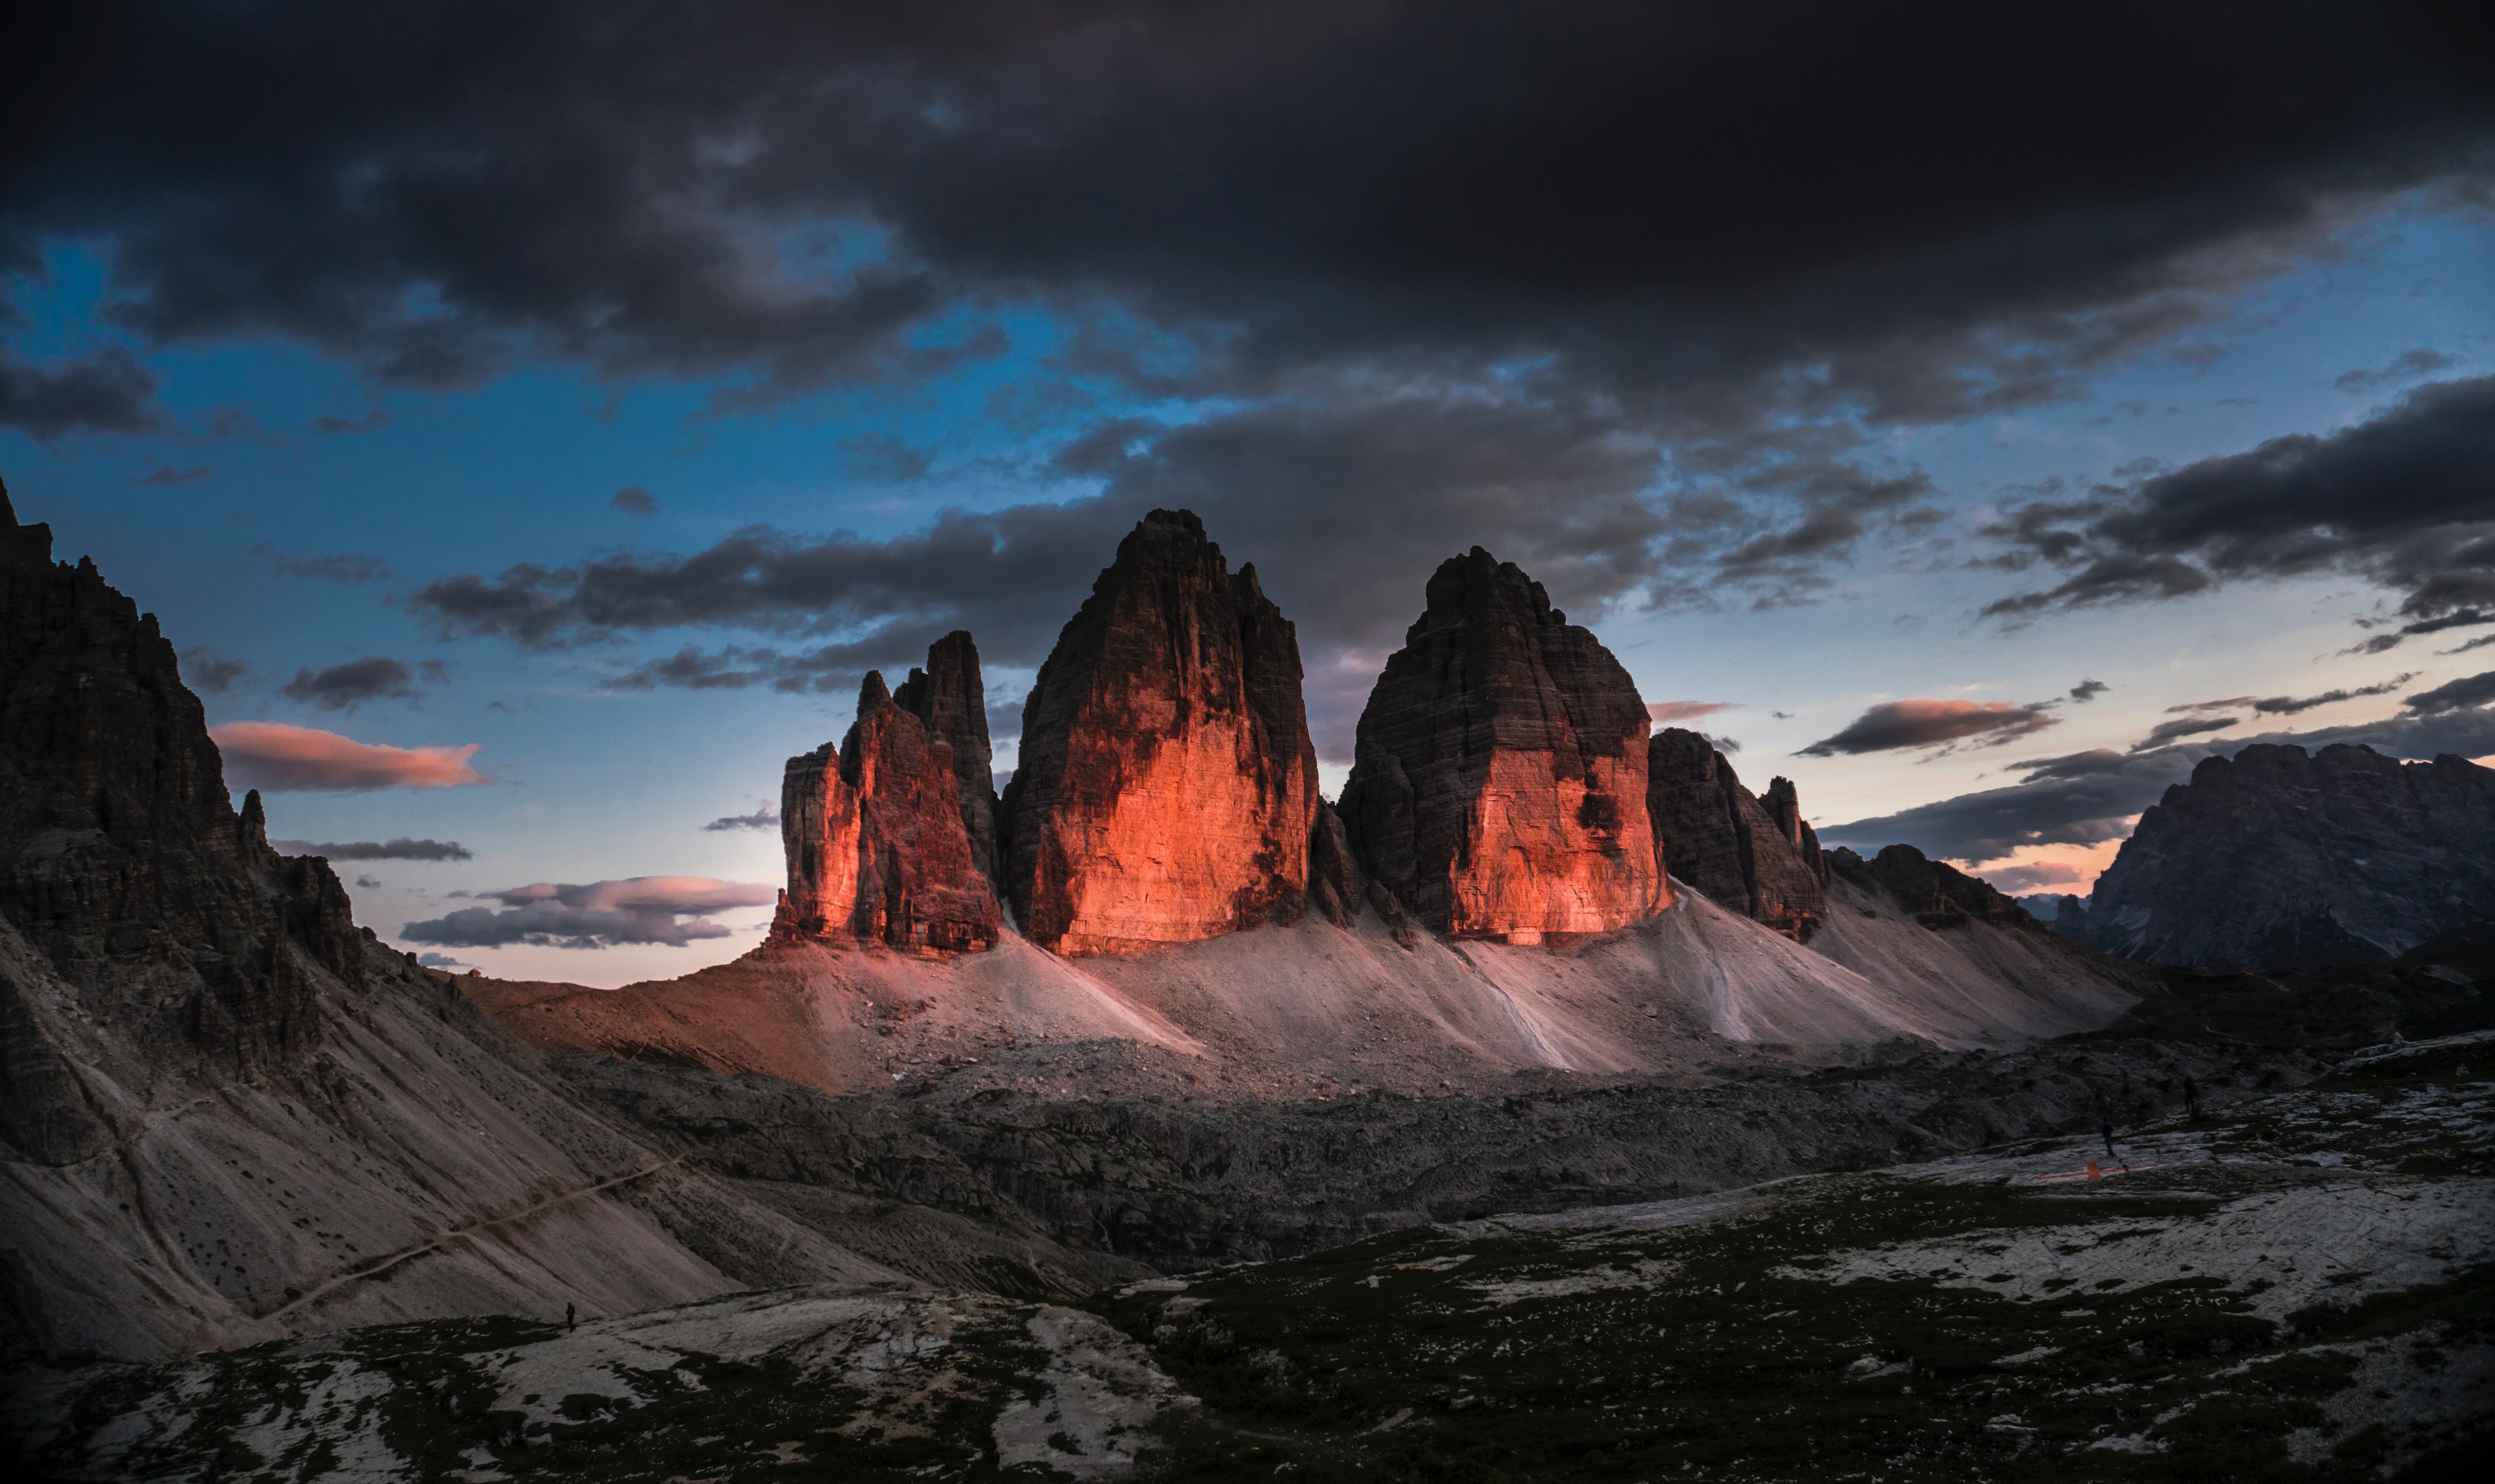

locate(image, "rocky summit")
(775, 668), (1003, 954)
(0, 486), (362, 1099)
(1002, 509), (1320, 955)
(892, 630), (1001, 886)
(1338, 547), (1664, 942)
(1645, 727), (1827, 941)
(2059, 742), (2495, 969)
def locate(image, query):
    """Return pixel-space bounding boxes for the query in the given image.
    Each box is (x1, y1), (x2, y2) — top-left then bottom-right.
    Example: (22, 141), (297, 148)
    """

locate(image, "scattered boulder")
(1645, 728), (1826, 941)
(776, 671), (1002, 954)
(1337, 547), (1665, 942)
(1002, 510), (1320, 955)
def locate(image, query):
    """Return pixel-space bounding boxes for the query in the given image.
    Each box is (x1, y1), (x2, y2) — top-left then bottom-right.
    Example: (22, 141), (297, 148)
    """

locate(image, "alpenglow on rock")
(2068, 743), (2495, 970)
(775, 668), (1002, 954)
(1002, 509), (1320, 955)
(1645, 728), (1826, 940)
(1338, 548), (1665, 942)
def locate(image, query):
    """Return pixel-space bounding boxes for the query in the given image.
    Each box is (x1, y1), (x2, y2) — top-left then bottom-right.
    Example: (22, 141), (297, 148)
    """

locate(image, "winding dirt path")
(257, 1156), (685, 1324)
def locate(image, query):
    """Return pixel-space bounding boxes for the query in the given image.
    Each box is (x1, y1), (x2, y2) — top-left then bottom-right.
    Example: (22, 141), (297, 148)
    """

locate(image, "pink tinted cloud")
(210, 721), (488, 791)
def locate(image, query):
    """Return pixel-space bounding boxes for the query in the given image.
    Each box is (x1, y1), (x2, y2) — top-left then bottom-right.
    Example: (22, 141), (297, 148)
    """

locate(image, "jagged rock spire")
(1002, 509), (1319, 955)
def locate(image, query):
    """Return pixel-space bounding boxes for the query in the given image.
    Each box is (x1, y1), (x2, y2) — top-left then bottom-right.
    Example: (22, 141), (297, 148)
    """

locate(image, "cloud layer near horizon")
(270, 837), (473, 861)
(210, 722), (488, 791)
(400, 877), (776, 948)
(1821, 706), (2495, 866)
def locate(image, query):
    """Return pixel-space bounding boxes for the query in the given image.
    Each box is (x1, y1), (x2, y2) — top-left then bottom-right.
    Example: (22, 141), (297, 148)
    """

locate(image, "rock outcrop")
(1644, 728), (1826, 940)
(0, 482), (361, 1091)
(2072, 743), (2495, 969)
(0, 481), (927, 1360)
(892, 630), (1000, 885)
(1002, 510), (1319, 955)
(775, 671), (1002, 954)
(1826, 844), (2028, 929)
(1337, 548), (1664, 942)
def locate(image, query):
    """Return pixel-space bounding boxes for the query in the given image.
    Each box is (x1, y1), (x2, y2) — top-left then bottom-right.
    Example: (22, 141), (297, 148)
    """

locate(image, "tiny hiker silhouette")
(2182, 1074), (2197, 1119)
(566, 1302), (576, 1332)
(2100, 1119), (2117, 1163)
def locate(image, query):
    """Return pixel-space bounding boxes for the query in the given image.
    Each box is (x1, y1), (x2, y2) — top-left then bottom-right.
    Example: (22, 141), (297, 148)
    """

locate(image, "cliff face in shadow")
(2065, 743), (2495, 969)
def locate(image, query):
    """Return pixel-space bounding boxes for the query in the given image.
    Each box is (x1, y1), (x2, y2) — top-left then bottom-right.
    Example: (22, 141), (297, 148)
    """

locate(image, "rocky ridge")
(774, 665), (1001, 954)
(1002, 510), (1320, 955)
(2059, 743), (2495, 969)
(0, 487), (1128, 1363)
(1338, 547), (1665, 943)
(1644, 726), (1827, 940)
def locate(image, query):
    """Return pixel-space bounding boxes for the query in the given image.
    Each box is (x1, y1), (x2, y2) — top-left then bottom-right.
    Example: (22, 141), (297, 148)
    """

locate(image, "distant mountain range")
(2037, 743), (2495, 970)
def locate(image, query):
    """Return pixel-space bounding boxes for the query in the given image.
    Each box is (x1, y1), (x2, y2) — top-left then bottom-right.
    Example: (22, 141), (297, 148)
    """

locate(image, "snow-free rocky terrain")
(11, 1030), (2488, 1481)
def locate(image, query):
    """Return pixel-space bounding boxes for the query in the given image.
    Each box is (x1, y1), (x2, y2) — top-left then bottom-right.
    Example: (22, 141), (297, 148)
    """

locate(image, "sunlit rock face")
(1645, 728), (1827, 941)
(892, 630), (1000, 886)
(1337, 548), (1665, 943)
(775, 672), (1001, 954)
(1002, 509), (1319, 956)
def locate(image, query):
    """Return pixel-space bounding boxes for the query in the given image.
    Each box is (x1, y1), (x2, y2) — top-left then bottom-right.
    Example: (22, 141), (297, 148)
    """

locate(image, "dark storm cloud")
(415, 395), (1692, 750)
(0, 348), (162, 436)
(2342, 608), (2495, 656)
(2249, 674), (2420, 715)
(702, 808), (780, 832)
(271, 837), (474, 861)
(2403, 669), (2495, 714)
(1979, 377), (2495, 629)
(2068, 679), (2109, 702)
(1795, 699), (2058, 758)
(840, 433), (934, 483)
(279, 656), (427, 710)
(2164, 675), (2417, 716)
(9, 3), (2488, 427)
(255, 543), (392, 583)
(610, 486), (660, 515)
(1824, 709), (2495, 863)
(401, 877), (776, 948)
(179, 646), (249, 693)
(2131, 715), (2239, 752)
(2334, 347), (2462, 393)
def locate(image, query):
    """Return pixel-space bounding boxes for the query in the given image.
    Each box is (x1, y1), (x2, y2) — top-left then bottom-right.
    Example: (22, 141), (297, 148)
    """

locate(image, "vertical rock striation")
(1644, 728), (1827, 940)
(0, 480), (361, 1096)
(1337, 548), (1664, 943)
(775, 672), (1001, 954)
(1002, 510), (1319, 956)
(892, 630), (1000, 885)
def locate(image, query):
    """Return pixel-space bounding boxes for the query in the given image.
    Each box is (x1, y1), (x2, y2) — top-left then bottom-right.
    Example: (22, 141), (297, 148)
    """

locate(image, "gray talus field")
(13, 1034), (2487, 1481)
